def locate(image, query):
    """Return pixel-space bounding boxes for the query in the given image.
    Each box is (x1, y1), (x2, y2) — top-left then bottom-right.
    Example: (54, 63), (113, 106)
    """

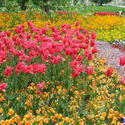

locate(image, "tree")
(18, 0), (29, 10)
(2, 0), (72, 13)
(19, 0), (71, 13)
(90, 0), (113, 6)
(73, 0), (85, 5)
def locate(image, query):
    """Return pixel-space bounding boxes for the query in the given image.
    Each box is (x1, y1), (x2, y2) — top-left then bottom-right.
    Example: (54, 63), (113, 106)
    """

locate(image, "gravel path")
(96, 41), (125, 77)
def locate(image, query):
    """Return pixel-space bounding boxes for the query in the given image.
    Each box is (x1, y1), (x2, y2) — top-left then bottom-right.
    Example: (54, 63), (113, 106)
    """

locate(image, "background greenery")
(0, 0), (124, 14)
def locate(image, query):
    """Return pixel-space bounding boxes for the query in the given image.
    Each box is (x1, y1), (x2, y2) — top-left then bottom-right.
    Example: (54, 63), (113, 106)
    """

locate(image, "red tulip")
(3, 66), (14, 77)
(72, 71), (80, 78)
(0, 83), (8, 92)
(92, 47), (98, 53)
(105, 67), (114, 77)
(120, 56), (125, 66)
(86, 66), (94, 75)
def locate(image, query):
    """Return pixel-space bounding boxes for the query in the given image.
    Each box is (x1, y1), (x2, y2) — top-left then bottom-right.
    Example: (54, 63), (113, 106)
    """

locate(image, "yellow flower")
(101, 112), (107, 117)
(24, 112), (33, 119)
(109, 109), (114, 114)
(7, 108), (15, 116)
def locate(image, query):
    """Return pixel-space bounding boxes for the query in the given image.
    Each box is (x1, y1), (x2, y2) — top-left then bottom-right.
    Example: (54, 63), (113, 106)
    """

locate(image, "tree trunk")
(20, 0), (28, 10)
(99, 1), (103, 6)
(73, 0), (79, 5)
(42, 0), (50, 13)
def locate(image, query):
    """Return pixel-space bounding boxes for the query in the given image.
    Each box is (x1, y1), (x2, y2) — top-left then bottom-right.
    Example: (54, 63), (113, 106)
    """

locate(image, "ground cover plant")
(0, 19), (125, 125)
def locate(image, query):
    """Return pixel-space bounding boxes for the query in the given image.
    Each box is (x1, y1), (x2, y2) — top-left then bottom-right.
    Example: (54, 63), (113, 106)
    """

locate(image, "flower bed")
(0, 21), (97, 91)
(0, 21), (125, 124)
(94, 12), (120, 16)
(0, 12), (125, 42)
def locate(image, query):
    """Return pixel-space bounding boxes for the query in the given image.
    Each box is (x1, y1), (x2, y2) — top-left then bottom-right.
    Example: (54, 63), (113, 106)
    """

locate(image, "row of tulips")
(0, 21), (98, 93)
(94, 12), (125, 16)
(94, 12), (120, 16)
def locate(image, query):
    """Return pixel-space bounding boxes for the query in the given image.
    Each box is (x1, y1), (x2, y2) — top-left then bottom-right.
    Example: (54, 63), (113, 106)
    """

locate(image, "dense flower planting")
(0, 11), (125, 124)
(0, 12), (46, 31)
(0, 20), (125, 125)
(94, 12), (120, 16)
(0, 12), (125, 42)
(0, 21), (97, 91)
(97, 25), (125, 42)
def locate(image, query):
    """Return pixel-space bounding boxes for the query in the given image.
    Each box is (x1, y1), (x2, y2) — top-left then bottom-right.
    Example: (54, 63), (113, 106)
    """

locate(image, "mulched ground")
(97, 41), (125, 77)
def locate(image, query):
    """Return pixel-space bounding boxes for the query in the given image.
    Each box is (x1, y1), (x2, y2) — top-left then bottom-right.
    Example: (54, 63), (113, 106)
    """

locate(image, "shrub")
(90, 0), (113, 6)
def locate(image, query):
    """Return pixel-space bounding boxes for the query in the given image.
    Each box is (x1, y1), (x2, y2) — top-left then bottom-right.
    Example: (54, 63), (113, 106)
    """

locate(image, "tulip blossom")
(15, 62), (27, 74)
(119, 56), (125, 66)
(37, 82), (45, 90)
(70, 61), (81, 69)
(87, 54), (94, 60)
(0, 83), (8, 92)
(92, 47), (98, 53)
(105, 67), (114, 77)
(3, 66), (14, 77)
(84, 50), (92, 57)
(72, 64), (85, 78)
(121, 77), (125, 84)
(75, 21), (80, 26)
(32, 64), (47, 74)
(51, 55), (64, 64)
(91, 32), (97, 39)
(0, 50), (6, 65)
(86, 66), (94, 75)
(90, 40), (96, 47)
(94, 12), (119, 16)
(72, 71), (81, 78)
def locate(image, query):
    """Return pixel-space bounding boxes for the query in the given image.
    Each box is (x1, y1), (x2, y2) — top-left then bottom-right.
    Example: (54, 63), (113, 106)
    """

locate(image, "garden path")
(96, 41), (125, 77)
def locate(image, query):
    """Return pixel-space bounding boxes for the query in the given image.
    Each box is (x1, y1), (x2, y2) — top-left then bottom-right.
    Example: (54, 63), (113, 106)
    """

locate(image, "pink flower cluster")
(0, 21), (99, 87)
(94, 12), (119, 16)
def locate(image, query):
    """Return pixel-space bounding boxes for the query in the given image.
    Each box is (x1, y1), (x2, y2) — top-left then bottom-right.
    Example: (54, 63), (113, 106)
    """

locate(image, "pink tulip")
(32, 64), (47, 74)
(51, 55), (64, 64)
(121, 77), (125, 84)
(37, 82), (45, 90)
(86, 66), (94, 75)
(0, 50), (6, 65)
(3, 66), (14, 77)
(0, 83), (8, 92)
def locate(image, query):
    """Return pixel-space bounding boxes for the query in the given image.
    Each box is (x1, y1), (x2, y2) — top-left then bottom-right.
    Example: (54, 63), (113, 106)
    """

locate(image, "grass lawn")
(79, 5), (125, 14)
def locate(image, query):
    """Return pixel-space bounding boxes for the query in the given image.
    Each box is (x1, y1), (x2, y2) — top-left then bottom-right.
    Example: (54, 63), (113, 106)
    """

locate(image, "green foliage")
(0, 0), (72, 13)
(80, 5), (125, 15)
